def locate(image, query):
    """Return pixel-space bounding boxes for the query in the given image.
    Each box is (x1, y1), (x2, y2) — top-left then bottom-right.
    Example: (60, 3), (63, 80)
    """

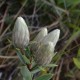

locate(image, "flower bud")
(12, 17), (29, 48)
(30, 27), (48, 53)
(41, 29), (60, 47)
(34, 27), (48, 42)
(34, 42), (54, 66)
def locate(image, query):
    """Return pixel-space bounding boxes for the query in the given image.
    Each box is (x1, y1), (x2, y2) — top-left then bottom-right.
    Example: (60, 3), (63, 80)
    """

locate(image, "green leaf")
(20, 66), (32, 80)
(36, 73), (53, 80)
(73, 58), (80, 69)
(22, 55), (30, 64)
(15, 48), (31, 64)
(25, 47), (31, 57)
(39, 67), (46, 72)
(31, 68), (41, 74)
(16, 48), (26, 64)
(44, 64), (58, 67)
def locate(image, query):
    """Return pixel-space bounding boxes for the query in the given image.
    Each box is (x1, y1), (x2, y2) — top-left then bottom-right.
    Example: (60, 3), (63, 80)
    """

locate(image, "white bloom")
(12, 17), (29, 48)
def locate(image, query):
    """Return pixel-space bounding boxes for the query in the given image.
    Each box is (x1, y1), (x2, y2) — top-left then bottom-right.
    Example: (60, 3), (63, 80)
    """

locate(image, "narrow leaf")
(36, 73), (53, 80)
(20, 66), (32, 80)
(45, 64), (58, 67)
(73, 58), (80, 69)
(22, 55), (30, 64)
(16, 48), (26, 64)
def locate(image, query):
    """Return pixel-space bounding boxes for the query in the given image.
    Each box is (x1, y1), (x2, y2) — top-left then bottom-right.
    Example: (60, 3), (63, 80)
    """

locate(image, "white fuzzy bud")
(31, 27), (48, 52)
(34, 27), (48, 42)
(34, 42), (54, 66)
(41, 29), (60, 48)
(12, 17), (29, 48)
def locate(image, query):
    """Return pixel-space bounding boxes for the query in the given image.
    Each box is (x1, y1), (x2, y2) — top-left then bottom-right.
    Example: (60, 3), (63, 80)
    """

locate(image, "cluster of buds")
(31, 28), (60, 66)
(12, 16), (60, 66)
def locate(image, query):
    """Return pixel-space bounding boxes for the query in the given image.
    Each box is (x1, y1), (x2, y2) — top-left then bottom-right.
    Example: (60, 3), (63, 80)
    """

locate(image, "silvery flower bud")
(41, 29), (60, 47)
(34, 42), (54, 66)
(31, 27), (48, 52)
(34, 27), (48, 42)
(12, 17), (29, 48)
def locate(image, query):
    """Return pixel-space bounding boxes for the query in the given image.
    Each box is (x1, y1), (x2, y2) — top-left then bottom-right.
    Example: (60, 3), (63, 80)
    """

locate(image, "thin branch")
(0, 55), (18, 59)
(0, 6), (9, 34)
(56, 59), (63, 80)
